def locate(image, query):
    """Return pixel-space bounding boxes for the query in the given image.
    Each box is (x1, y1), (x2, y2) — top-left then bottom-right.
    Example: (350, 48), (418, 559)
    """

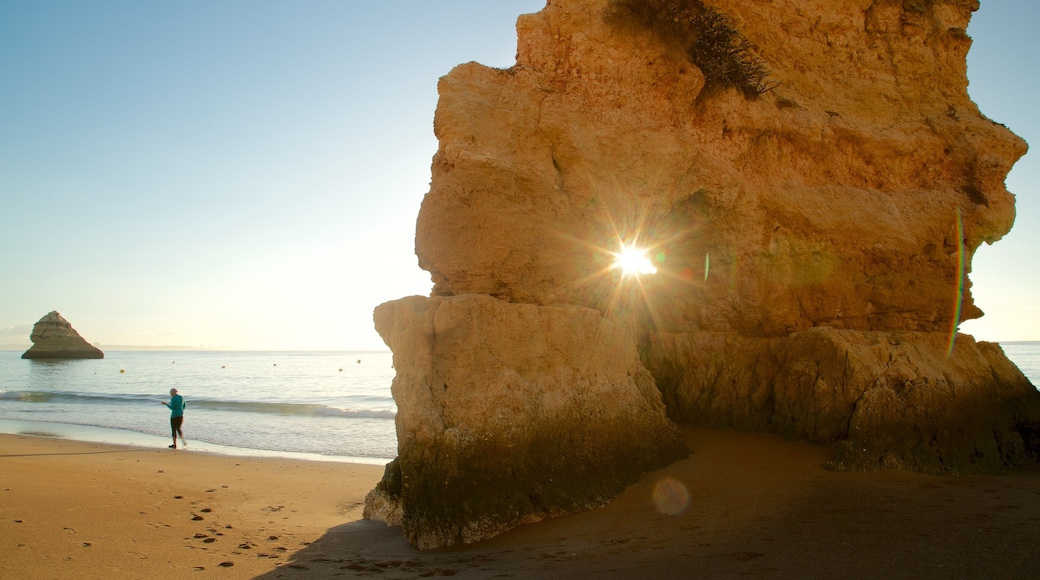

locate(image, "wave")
(0, 390), (396, 419)
(192, 400), (397, 419)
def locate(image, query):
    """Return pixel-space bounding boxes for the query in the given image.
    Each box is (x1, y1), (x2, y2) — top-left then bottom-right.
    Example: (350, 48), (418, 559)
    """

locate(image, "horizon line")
(0, 345), (392, 352)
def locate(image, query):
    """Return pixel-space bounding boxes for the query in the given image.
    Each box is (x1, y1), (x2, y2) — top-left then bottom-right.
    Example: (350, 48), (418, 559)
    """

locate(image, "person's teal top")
(168, 394), (185, 418)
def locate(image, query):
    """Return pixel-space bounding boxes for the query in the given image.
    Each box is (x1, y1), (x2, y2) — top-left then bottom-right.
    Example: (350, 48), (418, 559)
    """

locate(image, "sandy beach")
(3, 428), (1039, 579)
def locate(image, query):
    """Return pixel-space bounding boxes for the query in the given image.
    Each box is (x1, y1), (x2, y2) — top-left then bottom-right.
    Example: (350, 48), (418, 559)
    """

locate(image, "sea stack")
(21, 311), (104, 360)
(367, 0), (1040, 548)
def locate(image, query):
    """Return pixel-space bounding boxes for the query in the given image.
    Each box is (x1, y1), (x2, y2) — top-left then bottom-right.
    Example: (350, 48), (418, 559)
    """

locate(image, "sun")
(613, 244), (658, 277)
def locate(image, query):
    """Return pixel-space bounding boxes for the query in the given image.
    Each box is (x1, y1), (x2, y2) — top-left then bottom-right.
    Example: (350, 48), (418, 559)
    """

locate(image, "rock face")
(368, 0), (1040, 548)
(21, 312), (104, 360)
(367, 295), (686, 549)
(420, 0), (1022, 331)
(643, 328), (1038, 474)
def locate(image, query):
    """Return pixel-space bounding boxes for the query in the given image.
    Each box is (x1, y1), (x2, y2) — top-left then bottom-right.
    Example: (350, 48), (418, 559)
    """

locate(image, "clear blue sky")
(0, 1), (1035, 350)
(959, 1), (1040, 343)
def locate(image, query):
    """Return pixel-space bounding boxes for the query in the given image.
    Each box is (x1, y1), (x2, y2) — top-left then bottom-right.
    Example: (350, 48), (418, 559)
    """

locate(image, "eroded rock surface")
(368, 295), (686, 549)
(420, 0), (1023, 333)
(643, 328), (1037, 474)
(369, 0), (1040, 548)
(21, 311), (104, 359)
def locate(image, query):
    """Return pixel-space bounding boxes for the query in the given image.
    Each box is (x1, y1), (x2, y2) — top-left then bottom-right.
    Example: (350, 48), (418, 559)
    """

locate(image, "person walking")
(161, 388), (187, 449)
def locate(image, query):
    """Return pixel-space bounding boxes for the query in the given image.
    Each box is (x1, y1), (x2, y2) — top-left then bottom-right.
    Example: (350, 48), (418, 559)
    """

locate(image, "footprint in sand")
(418, 569), (458, 577)
(729, 551), (765, 561)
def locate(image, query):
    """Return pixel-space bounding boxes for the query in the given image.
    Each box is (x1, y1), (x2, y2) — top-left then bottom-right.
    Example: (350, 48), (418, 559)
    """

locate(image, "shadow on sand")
(256, 428), (1040, 579)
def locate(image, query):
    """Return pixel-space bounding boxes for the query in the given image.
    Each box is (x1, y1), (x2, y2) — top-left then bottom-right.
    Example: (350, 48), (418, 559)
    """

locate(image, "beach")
(0, 433), (384, 579)
(4, 427), (1039, 579)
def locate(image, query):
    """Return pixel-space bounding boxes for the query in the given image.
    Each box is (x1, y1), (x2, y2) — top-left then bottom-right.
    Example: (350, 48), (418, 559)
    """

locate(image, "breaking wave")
(0, 390), (395, 419)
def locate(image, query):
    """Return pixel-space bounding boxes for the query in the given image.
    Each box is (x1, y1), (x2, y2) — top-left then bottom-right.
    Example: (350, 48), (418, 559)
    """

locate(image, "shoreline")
(4, 427), (1039, 578)
(0, 419), (394, 465)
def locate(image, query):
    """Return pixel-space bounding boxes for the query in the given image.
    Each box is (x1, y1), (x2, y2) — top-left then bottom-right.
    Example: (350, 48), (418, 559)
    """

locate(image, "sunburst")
(612, 243), (658, 277)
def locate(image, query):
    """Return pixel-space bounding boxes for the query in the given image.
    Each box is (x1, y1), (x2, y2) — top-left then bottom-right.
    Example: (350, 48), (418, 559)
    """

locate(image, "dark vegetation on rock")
(606, 0), (778, 96)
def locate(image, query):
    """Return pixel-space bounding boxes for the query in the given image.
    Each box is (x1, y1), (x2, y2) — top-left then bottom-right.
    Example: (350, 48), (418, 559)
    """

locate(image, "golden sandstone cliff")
(366, 0), (1040, 548)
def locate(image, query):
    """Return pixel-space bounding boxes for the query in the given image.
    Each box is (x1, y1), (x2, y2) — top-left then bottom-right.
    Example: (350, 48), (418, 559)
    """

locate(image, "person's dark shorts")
(171, 416), (184, 433)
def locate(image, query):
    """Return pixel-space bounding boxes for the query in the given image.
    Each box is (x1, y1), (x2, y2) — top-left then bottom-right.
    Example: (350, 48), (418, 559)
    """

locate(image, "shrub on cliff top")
(606, 0), (778, 98)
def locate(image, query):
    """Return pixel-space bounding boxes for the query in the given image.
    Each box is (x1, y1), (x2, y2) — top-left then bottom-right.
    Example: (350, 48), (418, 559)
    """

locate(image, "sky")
(0, 1), (1036, 351)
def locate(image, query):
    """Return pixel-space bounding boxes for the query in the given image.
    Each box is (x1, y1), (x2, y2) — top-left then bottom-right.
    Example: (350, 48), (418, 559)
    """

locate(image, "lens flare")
(613, 244), (658, 277)
(946, 208), (965, 358)
(652, 477), (690, 516)
(548, 191), (707, 329)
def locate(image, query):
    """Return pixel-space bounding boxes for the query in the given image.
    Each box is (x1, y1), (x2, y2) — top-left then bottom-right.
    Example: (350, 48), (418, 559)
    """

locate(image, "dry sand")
(2, 428), (1039, 579)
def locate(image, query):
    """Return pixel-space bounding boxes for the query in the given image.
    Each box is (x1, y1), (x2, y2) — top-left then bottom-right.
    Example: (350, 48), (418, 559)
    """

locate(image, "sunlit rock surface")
(421, 0), (1022, 331)
(21, 311), (104, 360)
(368, 295), (686, 549)
(369, 0), (1040, 548)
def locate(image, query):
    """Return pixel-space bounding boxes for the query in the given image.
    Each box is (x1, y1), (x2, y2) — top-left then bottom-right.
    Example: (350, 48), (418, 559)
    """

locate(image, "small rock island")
(21, 311), (104, 360)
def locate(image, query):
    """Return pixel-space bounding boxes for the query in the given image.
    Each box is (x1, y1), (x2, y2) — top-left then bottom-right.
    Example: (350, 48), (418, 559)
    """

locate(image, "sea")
(1002, 342), (1040, 388)
(0, 350), (398, 464)
(1, 343), (1038, 464)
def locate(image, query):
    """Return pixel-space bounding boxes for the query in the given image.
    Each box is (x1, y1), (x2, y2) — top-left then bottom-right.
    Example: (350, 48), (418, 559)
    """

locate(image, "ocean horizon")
(2, 342), (1038, 463)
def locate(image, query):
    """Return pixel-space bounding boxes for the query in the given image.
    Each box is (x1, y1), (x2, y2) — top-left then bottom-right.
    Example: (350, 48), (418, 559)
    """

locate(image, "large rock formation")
(21, 311), (104, 359)
(368, 0), (1040, 548)
(366, 295), (685, 549)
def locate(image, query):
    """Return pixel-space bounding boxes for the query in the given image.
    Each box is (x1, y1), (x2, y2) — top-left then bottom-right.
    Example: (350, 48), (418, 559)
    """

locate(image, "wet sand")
(3, 428), (1039, 579)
